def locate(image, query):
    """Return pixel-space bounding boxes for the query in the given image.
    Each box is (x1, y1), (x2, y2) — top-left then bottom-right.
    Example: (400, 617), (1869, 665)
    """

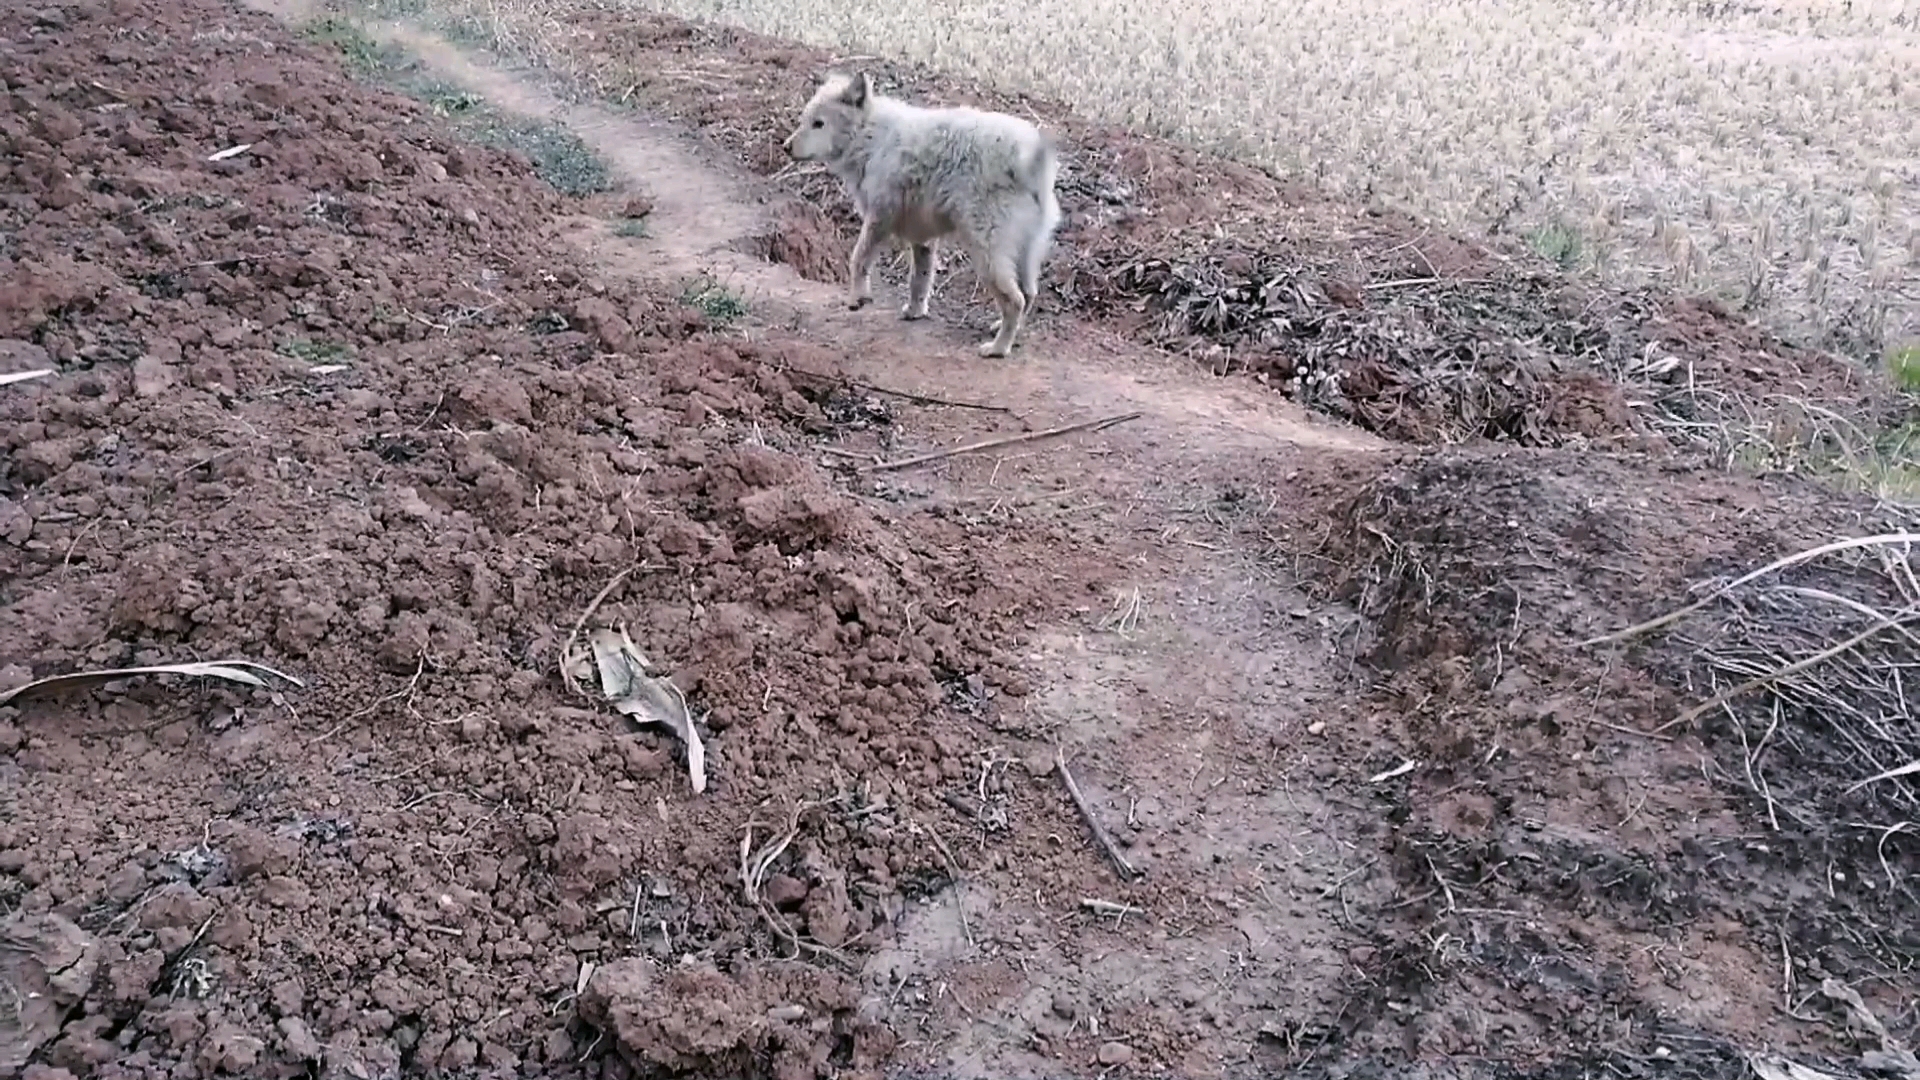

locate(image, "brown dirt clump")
(574, 956), (894, 1078)
(0, 3), (1095, 1076)
(439, 5), (1891, 454)
(732, 202), (850, 285)
(1283, 446), (1920, 1075)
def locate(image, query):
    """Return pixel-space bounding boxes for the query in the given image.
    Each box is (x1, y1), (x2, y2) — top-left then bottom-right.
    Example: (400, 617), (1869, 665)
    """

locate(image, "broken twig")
(739, 797), (856, 969)
(861, 412), (1142, 474)
(1579, 532), (1920, 647)
(1054, 746), (1140, 880)
(779, 365), (1018, 418)
(1649, 606), (1920, 736)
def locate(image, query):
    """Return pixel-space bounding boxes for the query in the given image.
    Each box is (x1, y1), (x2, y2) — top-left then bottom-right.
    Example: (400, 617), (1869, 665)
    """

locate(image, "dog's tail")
(1020, 136), (1060, 203)
(1018, 136), (1063, 309)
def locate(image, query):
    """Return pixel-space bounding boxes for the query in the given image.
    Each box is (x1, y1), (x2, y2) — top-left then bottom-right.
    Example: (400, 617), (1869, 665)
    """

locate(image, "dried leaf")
(0, 659), (305, 707)
(584, 626), (707, 794)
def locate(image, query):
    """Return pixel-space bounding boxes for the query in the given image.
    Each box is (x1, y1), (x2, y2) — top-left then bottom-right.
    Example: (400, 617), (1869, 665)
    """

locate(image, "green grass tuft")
(681, 274), (748, 325)
(276, 338), (354, 363)
(1886, 342), (1920, 393)
(1528, 221), (1584, 271)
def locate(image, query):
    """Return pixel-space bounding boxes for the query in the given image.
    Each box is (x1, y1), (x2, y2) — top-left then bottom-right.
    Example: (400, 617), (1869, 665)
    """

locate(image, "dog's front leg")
(847, 219), (884, 310)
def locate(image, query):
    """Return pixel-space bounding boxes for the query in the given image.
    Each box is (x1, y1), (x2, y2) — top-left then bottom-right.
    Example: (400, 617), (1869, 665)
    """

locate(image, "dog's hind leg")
(847, 218), (886, 310)
(1015, 233), (1043, 321)
(1018, 188), (1060, 322)
(975, 245), (1027, 358)
(901, 241), (937, 321)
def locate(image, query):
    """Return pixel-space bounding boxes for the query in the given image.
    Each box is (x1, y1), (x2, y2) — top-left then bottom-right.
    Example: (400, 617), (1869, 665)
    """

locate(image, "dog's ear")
(841, 71), (871, 108)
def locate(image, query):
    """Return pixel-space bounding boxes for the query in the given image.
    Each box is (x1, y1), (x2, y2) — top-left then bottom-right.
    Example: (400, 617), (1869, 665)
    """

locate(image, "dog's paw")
(977, 339), (1011, 358)
(899, 303), (928, 321)
(847, 295), (873, 311)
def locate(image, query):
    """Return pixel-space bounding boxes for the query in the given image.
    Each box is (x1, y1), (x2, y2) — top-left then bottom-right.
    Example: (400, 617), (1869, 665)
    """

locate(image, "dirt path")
(274, 1), (1381, 462)
(219, 2), (1397, 1075)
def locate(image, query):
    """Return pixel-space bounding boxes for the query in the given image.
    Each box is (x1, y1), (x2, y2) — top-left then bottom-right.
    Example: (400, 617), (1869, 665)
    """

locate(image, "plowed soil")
(2, 2), (1915, 1080)
(0, 4), (1087, 1074)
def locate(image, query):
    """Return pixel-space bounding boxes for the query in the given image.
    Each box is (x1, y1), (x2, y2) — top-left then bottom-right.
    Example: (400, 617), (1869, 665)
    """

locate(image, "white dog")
(784, 71), (1063, 358)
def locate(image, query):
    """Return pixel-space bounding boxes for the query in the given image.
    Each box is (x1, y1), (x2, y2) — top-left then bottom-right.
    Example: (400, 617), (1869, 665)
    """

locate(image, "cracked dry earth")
(6, 1), (1918, 1080)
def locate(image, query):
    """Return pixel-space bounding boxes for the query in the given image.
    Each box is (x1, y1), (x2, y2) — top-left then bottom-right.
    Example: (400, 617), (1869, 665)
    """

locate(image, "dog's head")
(784, 70), (871, 162)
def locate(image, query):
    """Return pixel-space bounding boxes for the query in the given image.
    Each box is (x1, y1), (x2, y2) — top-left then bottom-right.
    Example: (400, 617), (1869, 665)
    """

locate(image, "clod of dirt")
(575, 957), (878, 1079)
(0, 256), (119, 339)
(1, 914), (100, 1070)
(734, 201), (850, 285)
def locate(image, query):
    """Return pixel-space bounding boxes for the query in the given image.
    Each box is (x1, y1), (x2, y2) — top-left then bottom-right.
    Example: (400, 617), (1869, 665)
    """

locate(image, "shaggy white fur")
(785, 71), (1063, 358)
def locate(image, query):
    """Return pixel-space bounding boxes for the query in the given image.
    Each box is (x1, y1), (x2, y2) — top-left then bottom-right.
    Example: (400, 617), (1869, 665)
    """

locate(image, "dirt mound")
(0, 3), (1080, 1076)
(1084, 252), (1647, 446)
(1291, 447), (1920, 1072)
(1326, 448), (1920, 834)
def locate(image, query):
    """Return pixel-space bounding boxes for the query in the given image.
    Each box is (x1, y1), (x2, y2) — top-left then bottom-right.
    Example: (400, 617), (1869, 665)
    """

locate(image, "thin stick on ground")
(1054, 746), (1141, 880)
(559, 562), (657, 696)
(863, 412), (1143, 474)
(1579, 532), (1920, 648)
(778, 365), (1020, 418)
(1846, 759), (1920, 795)
(918, 818), (974, 947)
(867, 384), (1021, 418)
